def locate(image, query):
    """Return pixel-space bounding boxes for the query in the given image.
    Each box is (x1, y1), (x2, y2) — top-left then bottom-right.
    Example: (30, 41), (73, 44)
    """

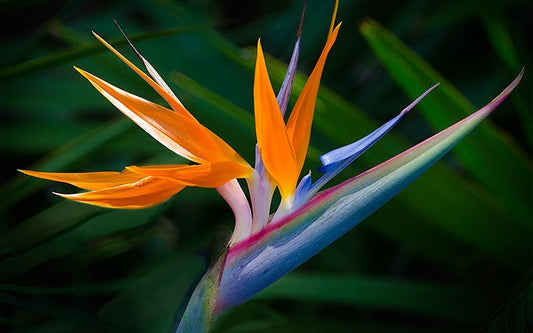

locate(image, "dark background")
(1, 0), (532, 332)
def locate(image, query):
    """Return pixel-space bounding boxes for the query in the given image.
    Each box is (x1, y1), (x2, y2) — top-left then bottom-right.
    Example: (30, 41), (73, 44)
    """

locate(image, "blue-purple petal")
(295, 83), (439, 205)
(294, 171), (312, 204)
(277, 38), (301, 116)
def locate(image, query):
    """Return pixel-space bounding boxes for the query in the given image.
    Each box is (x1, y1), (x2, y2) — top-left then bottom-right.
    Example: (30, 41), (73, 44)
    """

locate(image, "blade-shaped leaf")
(98, 255), (205, 333)
(0, 206), (162, 280)
(256, 272), (488, 323)
(481, 11), (533, 149)
(0, 119), (132, 213)
(0, 292), (119, 331)
(0, 201), (99, 256)
(481, 269), (533, 333)
(0, 26), (198, 81)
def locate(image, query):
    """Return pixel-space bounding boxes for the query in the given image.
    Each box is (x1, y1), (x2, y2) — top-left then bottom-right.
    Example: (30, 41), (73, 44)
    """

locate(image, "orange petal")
(254, 40), (298, 199)
(18, 169), (145, 191)
(93, 32), (194, 119)
(55, 177), (184, 209)
(75, 68), (247, 166)
(127, 161), (252, 188)
(286, 24), (340, 174)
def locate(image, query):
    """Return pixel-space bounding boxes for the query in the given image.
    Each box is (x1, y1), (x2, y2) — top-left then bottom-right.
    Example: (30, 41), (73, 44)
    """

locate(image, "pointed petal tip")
(73, 66), (85, 75)
(113, 19), (141, 56)
(18, 169), (41, 179)
(329, 22), (342, 37)
(91, 31), (106, 43)
(18, 169), (45, 178)
(18, 169), (48, 179)
(52, 191), (70, 199)
(399, 82), (440, 116)
(510, 68), (524, 88)
(296, 0), (307, 39)
(73, 66), (96, 82)
(485, 69), (523, 109)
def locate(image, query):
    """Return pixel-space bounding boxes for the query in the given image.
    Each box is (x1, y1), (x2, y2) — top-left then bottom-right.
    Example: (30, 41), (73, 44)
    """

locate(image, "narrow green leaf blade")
(0, 207), (161, 280)
(482, 269), (533, 333)
(359, 19), (532, 229)
(256, 273), (488, 323)
(0, 26), (199, 81)
(98, 255), (205, 333)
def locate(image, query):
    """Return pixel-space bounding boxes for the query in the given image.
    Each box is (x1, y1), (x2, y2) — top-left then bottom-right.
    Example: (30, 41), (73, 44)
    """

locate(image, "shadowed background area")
(0, 0), (532, 332)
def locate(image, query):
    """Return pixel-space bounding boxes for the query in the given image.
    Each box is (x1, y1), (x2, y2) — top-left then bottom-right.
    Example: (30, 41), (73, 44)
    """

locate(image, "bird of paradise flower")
(20, 1), (523, 332)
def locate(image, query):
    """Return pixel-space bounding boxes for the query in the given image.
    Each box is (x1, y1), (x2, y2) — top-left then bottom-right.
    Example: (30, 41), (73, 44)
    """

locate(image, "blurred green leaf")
(11, 320), (97, 333)
(480, 10), (533, 149)
(0, 291), (119, 332)
(211, 303), (286, 333)
(214, 305), (462, 333)
(97, 255), (205, 333)
(0, 122), (100, 155)
(482, 269), (533, 333)
(481, 14), (520, 72)
(0, 201), (99, 256)
(0, 279), (132, 295)
(359, 19), (532, 230)
(0, 119), (132, 213)
(0, 206), (163, 280)
(0, 26), (200, 81)
(256, 273), (488, 323)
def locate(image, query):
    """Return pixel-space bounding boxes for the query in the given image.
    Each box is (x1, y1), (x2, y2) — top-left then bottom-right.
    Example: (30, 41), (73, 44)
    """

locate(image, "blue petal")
(295, 83), (439, 205)
(276, 38), (300, 116)
(320, 83), (439, 169)
(276, 2), (305, 116)
(318, 112), (405, 171)
(294, 171), (312, 203)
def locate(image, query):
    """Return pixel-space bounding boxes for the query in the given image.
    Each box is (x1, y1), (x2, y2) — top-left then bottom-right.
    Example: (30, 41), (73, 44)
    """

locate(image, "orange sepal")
(18, 169), (145, 191)
(254, 40), (298, 199)
(75, 68), (247, 166)
(287, 23), (340, 173)
(93, 32), (194, 119)
(127, 161), (252, 188)
(55, 177), (184, 209)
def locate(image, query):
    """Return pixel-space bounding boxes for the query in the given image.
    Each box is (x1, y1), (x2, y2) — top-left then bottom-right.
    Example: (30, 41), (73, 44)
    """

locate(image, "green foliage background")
(1, 0), (532, 332)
